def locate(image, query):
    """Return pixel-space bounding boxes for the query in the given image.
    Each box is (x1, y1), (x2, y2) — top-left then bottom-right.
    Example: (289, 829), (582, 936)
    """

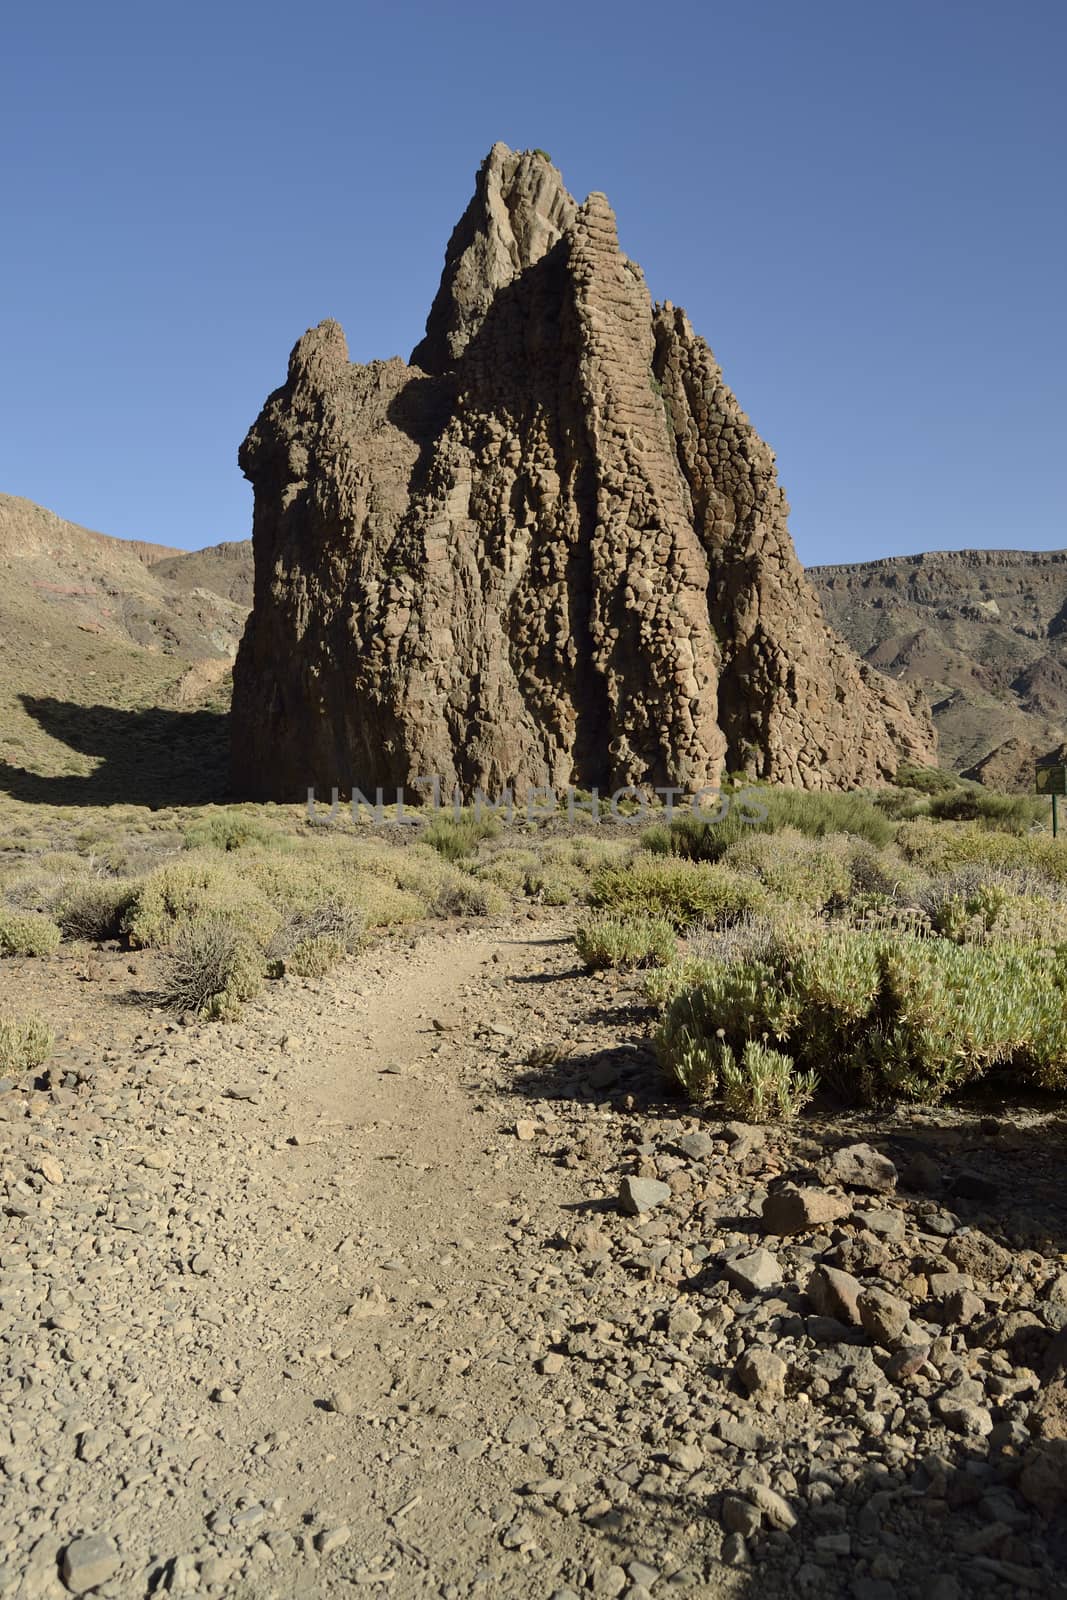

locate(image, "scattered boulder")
(858, 1287), (911, 1345)
(827, 1143), (898, 1194)
(807, 1264), (863, 1326)
(724, 1249), (783, 1295)
(761, 1185), (849, 1236)
(61, 1534), (120, 1594)
(618, 1176), (671, 1216)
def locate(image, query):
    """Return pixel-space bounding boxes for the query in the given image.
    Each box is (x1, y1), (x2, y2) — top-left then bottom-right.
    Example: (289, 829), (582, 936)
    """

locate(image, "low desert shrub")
(574, 913), (676, 971)
(721, 1041), (817, 1122)
(284, 933), (347, 979)
(722, 827), (852, 908)
(898, 819), (1067, 884)
(183, 811), (279, 852)
(421, 814), (500, 862)
(0, 909), (61, 957)
(926, 788), (1045, 833)
(0, 1013), (53, 1074)
(267, 900), (365, 976)
(589, 855), (768, 929)
(655, 926), (1067, 1104)
(56, 878), (138, 941)
(157, 914), (262, 1017)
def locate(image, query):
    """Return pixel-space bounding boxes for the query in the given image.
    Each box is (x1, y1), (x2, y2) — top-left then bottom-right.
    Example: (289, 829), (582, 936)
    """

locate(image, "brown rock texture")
(811, 547), (1067, 780)
(232, 143), (935, 801)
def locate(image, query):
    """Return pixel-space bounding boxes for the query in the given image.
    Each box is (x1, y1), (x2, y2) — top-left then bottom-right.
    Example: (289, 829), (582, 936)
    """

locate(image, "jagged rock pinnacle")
(232, 144), (935, 800)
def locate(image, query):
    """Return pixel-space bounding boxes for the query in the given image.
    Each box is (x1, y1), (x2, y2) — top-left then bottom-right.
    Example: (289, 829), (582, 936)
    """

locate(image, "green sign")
(1036, 765), (1067, 796)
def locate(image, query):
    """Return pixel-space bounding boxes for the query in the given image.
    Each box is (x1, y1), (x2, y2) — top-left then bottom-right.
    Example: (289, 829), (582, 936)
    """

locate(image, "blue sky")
(1, 0), (1063, 565)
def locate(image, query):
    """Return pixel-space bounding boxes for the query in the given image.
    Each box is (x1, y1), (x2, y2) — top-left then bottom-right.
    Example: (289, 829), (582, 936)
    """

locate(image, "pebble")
(61, 1533), (121, 1594)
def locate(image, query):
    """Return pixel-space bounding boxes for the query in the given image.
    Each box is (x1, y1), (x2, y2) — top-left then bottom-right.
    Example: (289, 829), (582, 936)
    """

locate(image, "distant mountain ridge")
(810, 546), (1067, 788)
(0, 493), (250, 790)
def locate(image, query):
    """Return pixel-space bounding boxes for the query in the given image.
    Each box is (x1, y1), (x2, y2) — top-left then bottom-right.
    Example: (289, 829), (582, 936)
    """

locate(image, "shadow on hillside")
(0, 695), (230, 807)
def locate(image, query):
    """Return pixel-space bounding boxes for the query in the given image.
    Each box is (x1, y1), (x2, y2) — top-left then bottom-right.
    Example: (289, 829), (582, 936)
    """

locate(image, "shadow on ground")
(0, 695), (230, 806)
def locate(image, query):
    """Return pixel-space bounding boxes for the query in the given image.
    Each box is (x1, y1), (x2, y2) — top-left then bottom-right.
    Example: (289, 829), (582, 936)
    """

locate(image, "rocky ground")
(2, 911), (1067, 1599)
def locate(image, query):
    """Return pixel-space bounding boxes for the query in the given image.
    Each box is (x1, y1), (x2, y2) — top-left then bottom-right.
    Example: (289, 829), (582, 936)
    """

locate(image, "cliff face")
(232, 143), (934, 801)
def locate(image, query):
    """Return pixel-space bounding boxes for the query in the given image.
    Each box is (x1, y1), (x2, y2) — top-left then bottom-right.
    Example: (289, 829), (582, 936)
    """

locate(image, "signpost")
(1036, 764), (1067, 838)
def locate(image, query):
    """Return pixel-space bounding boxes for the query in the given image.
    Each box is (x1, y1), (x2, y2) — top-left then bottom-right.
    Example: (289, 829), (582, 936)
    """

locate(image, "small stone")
(724, 1248), (781, 1295)
(538, 1353), (565, 1375)
(619, 1176), (671, 1215)
(326, 1390), (354, 1415)
(807, 1264), (862, 1325)
(735, 1347), (788, 1399)
(858, 1287), (911, 1345)
(721, 1532), (749, 1566)
(627, 1561), (660, 1589)
(669, 1441), (703, 1473)
(190, 1251), (214, 1276)
(900, 1152), (941, 1192)
(38, 1156), (63, 1185)
(676, 1131), (715, 1161)
(721, 1496), (761, 1538)
(761, 1186), (849, 1236)
(827, 1142), (897, 1193)
(315, 1525), (351, 1554)
(515, 1119), (538, 1141)
(667, 1303), (702, 1339)
(61, 1533), (121, 1594)
(941, 1287), (985, 1327)
(747, 1483), (797, 1531)
(720, 1122), (765, 1161)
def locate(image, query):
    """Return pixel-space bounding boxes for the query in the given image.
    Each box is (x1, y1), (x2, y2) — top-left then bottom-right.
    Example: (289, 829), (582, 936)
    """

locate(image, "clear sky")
(2, 0), (1064, 565)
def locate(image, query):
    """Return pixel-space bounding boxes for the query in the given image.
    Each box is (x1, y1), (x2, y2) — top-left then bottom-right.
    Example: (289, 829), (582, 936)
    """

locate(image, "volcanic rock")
(232, 144), (934, 800)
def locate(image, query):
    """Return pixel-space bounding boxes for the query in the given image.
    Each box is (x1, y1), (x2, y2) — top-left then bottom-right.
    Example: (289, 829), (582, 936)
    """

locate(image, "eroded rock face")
(232, 143), (935, 800)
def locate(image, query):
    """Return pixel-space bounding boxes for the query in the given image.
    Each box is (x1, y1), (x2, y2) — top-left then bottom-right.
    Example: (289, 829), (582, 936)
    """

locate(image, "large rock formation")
(232, 144), (934, 801)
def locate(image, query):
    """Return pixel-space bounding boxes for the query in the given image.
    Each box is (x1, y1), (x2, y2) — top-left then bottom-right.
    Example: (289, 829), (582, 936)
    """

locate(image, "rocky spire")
(232, 145), (935, 801)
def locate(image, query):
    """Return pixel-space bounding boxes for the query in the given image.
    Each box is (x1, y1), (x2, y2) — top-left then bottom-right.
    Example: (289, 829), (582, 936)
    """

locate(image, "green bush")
(574, 913), (677, 972)
(899, 819), (1067, 884)
(0, 1013), (53, 1074)
(0, 910), (61, 957)
(721, 1041), (817, 1122)
(157, 914), (262, 1017)
(184, 811), (278, 851)
(56, 879), (137, 941)
(422, 814), (501, 862)
(893, 763), (961, 795)
(284, 933), (347, 979)
(722, 827), (852, 908)
(927, 788), (1045, 833)
(655, 926), (1067, 1104)
(590, 855), (768, 929)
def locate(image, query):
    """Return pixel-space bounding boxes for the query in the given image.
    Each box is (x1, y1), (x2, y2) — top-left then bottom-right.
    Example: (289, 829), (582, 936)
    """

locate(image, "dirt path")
(3, 916), (1066, 1600)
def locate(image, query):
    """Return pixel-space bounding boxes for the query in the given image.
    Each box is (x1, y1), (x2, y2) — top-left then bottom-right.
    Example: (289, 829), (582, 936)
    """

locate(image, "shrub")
(268, 900), (364, 973)
(183, 811), (278, 851)
(122, 856), (278, 949)
(284, 933), (347, 979)
(56, 879), (137, 941)
(898, 819), (1067, 884)
(589, 855), (768, 929)
(421, 814), (500, 862)
(920, 867), (1067, 946)
(157, 915), (262, 1017)
(574, 913), (677, 971)
(655, 926), (1067, 1104)
(0, 910), (61, 957)
(721, 1041), (817, 1122)
(0, 1013), (53, 1074)
(893, 762), (961, 795)
(722, 828), (852, 908)
(641, 806), (766, 863)
(927, 788), (1045, 833)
